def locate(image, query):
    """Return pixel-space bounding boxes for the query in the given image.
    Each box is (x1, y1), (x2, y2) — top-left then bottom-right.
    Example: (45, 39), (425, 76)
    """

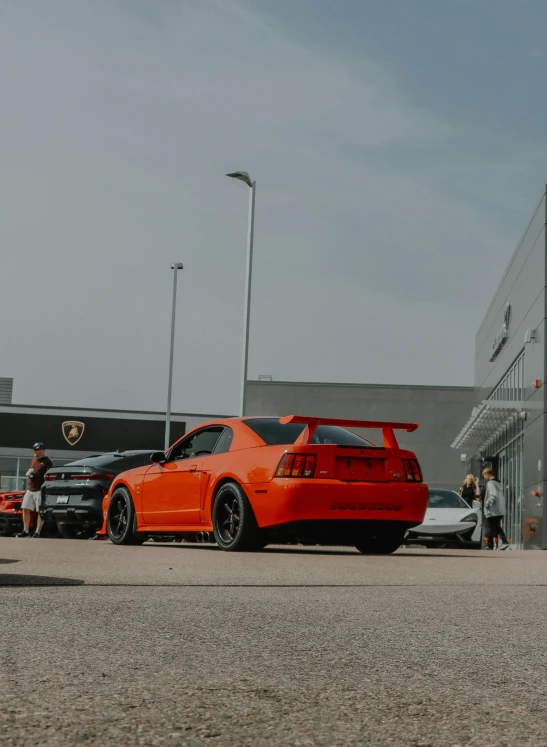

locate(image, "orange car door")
(141, 425), (226, 526)
(141, 458), (203, 525)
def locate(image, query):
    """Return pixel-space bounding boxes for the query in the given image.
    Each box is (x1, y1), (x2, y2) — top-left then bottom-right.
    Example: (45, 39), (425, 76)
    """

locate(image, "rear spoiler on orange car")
(279, 415), (419, 449)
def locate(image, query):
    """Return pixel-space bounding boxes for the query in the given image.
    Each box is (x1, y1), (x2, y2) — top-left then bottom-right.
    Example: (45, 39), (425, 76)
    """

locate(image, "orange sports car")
(0, 491), (27, 536)
(101, 415), (427, 553)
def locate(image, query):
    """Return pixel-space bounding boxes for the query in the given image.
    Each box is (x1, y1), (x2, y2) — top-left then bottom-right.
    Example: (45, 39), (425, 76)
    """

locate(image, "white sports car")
(405, 488), (482, 548)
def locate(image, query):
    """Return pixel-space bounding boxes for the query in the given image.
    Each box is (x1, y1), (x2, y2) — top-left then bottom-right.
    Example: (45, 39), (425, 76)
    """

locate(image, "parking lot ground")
(1, 539), (546, 747)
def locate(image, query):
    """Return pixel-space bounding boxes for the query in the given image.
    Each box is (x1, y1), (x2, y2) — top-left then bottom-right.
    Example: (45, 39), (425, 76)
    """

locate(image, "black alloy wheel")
(355, 525), (406, 555)
(212, 482), (265, 552)
(107, 488), (145, 546)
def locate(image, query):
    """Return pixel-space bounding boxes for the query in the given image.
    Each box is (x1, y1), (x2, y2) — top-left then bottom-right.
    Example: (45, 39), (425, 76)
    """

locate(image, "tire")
(355, 525), (405, 555)
(57, 523), (95, 540)
(212, 482), (264, 552)
(39, 521), (60, 539)
(107, 488), (145, 545)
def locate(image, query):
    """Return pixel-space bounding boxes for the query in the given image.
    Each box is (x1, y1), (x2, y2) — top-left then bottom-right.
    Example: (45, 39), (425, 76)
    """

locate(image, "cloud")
(0, 0), (544, 413)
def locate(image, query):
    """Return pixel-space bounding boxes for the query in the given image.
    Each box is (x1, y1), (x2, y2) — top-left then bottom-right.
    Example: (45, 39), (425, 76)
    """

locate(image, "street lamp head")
(171, 262), (183, 270)
(226, 171), (254, 188)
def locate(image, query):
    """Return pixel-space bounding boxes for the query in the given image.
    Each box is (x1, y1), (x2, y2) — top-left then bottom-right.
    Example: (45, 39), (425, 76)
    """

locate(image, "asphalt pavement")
(1, 538), (546, 746)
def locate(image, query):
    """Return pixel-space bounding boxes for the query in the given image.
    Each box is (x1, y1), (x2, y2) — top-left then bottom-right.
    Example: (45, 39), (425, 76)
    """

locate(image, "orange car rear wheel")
(354, 524), (406, 555)
(212, 482), (266, 552)
(107, 487), (146, 546)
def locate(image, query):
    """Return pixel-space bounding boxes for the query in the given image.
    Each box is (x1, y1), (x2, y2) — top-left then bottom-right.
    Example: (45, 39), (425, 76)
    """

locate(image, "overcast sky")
(2, 0), (547, 415)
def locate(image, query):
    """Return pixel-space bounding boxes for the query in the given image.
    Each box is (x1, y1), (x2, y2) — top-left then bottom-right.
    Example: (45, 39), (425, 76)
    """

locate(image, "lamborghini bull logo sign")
(62, 421), (85, 446)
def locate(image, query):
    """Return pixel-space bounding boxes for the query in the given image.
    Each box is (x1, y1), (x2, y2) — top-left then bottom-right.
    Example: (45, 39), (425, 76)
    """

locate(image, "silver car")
(405, 488), (482, 548)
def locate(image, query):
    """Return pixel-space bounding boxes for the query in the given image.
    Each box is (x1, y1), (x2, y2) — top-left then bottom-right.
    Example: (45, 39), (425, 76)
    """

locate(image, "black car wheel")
(57, 523), (95, 540)
(212, 482), (264, 552)
(107, 488), (145, 545)
(355, 525), (405, 555)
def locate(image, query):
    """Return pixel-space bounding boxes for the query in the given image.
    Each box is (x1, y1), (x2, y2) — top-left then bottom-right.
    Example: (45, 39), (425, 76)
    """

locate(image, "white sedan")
(405, 488), (482, 548)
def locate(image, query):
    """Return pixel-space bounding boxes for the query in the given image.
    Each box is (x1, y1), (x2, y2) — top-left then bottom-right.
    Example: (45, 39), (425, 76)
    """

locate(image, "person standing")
(482, 468), (510, 551)
(15, 442), (52, 538)
(459, 474), (480, 508)
(476, 478), (498, 548)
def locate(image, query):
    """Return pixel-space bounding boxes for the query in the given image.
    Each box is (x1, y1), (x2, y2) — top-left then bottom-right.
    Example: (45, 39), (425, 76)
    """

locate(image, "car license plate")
(56, 495), (69, 504)
(334, 457), (385, 481)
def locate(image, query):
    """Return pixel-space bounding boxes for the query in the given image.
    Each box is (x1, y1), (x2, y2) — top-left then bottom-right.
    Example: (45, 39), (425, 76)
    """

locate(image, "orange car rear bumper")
(246, 479), (428, 529)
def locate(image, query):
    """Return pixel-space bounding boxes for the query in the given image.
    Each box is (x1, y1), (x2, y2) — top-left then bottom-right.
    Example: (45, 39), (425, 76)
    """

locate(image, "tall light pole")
(165, 262), (183, 450)
(226, 171), (256, 417)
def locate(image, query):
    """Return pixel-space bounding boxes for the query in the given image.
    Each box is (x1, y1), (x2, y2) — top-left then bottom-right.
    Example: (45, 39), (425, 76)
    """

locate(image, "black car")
(41, 451), (156, 539)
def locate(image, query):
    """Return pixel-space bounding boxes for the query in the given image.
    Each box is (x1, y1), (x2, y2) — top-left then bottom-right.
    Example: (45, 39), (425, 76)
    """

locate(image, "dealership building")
(2, 188), (547, 548)
(451, 187), (547, 550)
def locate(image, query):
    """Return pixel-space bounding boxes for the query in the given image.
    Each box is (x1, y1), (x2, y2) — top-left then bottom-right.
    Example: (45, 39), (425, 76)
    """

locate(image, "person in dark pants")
(477, 481), (490, 547)
(482, 468), (510, 551)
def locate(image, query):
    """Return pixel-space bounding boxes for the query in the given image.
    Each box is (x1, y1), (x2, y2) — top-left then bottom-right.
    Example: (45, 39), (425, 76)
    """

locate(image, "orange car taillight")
(275, 454), (316, 478)
(402, 459), (422, 482)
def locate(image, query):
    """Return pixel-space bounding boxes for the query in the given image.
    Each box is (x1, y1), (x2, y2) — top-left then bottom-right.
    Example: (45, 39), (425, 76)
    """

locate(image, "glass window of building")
(0, 458), (18, 491)
(488, 351), (524, 403)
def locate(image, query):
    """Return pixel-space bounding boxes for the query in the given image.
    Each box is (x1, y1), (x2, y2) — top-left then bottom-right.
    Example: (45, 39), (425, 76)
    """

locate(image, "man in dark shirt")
(16, 442), (53, 538)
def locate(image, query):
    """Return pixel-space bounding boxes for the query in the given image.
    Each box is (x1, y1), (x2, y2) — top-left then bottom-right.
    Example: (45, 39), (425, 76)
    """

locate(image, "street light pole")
(165, 263), (183, 450)
(226, 171), (256, 417)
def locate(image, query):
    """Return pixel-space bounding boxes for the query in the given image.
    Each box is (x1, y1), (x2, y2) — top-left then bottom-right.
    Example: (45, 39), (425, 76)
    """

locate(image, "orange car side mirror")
(150, 451), (166, 464)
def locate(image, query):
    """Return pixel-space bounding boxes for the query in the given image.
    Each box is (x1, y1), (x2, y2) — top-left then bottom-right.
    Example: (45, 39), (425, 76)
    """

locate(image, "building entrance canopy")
(451, 401), (523, 453)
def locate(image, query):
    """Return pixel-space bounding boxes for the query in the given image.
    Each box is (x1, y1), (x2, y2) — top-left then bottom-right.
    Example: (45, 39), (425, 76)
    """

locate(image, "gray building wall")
(246, 380), (474, 490)
(0, 378), (13, 404)
(474, 187), (547, 548)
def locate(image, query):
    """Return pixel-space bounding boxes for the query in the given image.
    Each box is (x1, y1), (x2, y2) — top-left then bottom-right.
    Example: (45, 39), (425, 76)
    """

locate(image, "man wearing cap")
(16, 443), (53, 538)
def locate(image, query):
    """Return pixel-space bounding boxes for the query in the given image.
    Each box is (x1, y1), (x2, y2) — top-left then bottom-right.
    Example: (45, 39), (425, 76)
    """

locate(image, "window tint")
(244, 419), (305, 445)
(243, 419), (374, 447)
(428, 490), (468, 509)
(64, 452), (155, 474)
(170, 427), (223, 460)
(114, 453), (156, 471)
(213, 427), (234, 454)
(65, 451), (153, 472)
(309, 426), (374, 447)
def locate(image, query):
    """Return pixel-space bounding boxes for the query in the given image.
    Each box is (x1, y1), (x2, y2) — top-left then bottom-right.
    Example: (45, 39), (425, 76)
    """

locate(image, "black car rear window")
(243, 419), (374, 447)
(62, 452), (154, 473)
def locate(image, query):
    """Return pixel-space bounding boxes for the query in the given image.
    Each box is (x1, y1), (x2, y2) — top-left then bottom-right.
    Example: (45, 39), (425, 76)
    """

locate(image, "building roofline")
(0, 403), (233, 419)
(247, 380), (473, 392)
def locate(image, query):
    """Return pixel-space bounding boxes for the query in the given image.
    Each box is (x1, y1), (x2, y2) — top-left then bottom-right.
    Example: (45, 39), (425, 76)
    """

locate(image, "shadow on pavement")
(0, 574), (85, 586)
(141, 544), (496, 559)
(0, 559), (20, 565)
(263, 549), (498, 559)
(142, 544), (359, 556)
(392, 552), (501, 559)
(143, 543), (219, 551)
